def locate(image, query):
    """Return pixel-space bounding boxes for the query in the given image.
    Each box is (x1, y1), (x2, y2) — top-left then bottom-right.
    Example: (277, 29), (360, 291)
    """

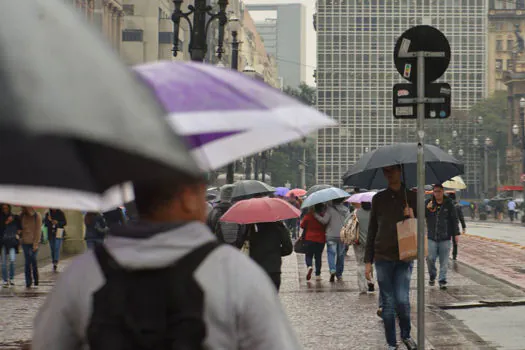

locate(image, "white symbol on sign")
(440, 87), (451, 95)
(397, 89), (409, 97)
(430, 110), (436, 118)
(399, 38), (411, 57)
(396, 106), (413, 116)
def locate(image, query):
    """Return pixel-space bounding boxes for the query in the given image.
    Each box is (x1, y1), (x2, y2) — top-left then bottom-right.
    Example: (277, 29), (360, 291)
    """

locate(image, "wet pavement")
(0, 261), (58, 349)
(3, 234), (525, 349)
(280, 245), (525, 350)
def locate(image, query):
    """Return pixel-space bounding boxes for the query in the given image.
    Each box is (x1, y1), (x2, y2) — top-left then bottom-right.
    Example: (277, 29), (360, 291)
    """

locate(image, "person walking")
(84, 212), (109, 249)
(300, 203), (327, 281)
(365, 165), (418, 350)
(508, 199), (517, 222)
(314, 198), (348, 282)
(425, 184), (460, 290)
(0, 204), (19, 287)
(44, 208), (67, 272)
(353, 200), (374, 294)
(248, 221), (293, 291)
(33, 177), (302, 349)
(448, 192), (465, 260)
(19, 207), (42, 289)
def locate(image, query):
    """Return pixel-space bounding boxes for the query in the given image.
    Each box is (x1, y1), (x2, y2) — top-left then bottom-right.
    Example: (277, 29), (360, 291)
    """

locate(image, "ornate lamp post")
(520, 98), (525, 202)
(473, 137), (480, 198)
(171, 0), (229, 62)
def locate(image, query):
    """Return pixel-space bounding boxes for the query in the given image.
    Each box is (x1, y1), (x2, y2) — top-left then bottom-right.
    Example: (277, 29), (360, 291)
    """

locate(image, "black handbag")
(293, 223), (309, 254)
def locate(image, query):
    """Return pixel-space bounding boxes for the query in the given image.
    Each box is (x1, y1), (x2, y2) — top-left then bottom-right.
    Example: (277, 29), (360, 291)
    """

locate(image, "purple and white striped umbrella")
(134, 61), (336, 170)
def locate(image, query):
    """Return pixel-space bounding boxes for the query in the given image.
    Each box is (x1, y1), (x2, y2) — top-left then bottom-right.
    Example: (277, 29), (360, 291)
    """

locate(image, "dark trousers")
(452, 239), (458, 259)
(305, 241), (325, 276)
(22, 244), (39, 287)
(269, 272), (281, 291)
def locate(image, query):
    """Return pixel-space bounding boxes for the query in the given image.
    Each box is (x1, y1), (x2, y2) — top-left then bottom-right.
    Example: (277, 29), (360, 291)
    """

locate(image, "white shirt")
(508, 201), (517, 211)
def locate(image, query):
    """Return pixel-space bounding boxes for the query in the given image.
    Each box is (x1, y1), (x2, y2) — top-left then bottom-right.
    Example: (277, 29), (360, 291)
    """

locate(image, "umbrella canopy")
(134, 61), (336, 170)
(0, 0), (202, 211)
(287, 188), (307, 198)
(231, 180), (275, 200)
(442, 176), (466, 190)
(305, 184), (332, 198)
(301, 187), (351, 209)
(342, 143), (464, 189)
(274, 187), (290, 197)
(347, 191), (376, 203)
(346, 193), (363, 203)
(220, 197), (301, 224)
(206, 188), (220, 201)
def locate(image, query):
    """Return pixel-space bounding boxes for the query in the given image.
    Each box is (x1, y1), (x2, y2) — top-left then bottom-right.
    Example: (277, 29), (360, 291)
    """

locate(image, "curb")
(453, 258), (525, 293)
(463, 233), (525, 250)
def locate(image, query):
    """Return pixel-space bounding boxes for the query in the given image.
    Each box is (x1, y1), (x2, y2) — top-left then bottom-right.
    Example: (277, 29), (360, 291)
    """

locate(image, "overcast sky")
(244, 0), (317, 86)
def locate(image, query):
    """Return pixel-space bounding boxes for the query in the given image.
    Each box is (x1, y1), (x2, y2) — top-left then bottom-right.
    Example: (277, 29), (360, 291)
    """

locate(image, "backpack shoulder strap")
(94, 244), (124, 278)
(172, 241), (220, 276)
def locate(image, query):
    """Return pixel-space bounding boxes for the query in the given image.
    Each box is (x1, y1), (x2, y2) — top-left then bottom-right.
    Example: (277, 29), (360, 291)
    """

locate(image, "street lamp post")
(171, 0), (229, 62)
(225, 16), (240, 185)
(473, 137), (480, 198)
(520, 97), (525, 200)
(484, 137), (492, 197)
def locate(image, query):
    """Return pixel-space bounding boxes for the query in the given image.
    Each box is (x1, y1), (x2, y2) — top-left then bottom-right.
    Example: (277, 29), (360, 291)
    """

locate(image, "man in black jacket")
(248, 222), (293, 291)
(425, 184), (460, 290)
(448, 192), (465, 260)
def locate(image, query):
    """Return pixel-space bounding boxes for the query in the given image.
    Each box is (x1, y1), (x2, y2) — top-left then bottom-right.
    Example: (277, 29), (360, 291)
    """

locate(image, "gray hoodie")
(32, 221), (302, 350)
(314, 203), (349, 239)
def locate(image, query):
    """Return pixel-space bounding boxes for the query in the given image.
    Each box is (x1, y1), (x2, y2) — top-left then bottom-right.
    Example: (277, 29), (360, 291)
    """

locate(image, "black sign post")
(393, 25), (451, 350)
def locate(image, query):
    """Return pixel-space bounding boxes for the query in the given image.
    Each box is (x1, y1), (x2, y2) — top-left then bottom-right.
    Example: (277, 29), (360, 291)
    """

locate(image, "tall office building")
(246, 3), (307, 88)
(316, 0), (487, 194)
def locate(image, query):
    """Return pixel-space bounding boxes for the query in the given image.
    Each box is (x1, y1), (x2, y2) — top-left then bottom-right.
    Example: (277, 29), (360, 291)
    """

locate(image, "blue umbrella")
(274, 187), (290, 197)
(301, 187), (351, 209)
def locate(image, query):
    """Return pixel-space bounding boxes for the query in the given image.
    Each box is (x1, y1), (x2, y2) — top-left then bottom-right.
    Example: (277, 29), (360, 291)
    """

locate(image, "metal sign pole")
(416, 51), (426, 350)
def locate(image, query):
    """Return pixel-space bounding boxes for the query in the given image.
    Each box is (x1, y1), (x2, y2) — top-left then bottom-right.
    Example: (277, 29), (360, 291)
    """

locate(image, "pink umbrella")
(220, 197), (301, 224)
(358, 191), (377, 203)
(287, 188), (307, 198)
(346, 193), (363, 203)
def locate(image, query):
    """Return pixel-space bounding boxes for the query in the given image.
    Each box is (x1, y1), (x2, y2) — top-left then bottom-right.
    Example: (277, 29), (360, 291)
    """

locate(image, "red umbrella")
(220, 197), (301, 224)
(287, 188), (307, 198)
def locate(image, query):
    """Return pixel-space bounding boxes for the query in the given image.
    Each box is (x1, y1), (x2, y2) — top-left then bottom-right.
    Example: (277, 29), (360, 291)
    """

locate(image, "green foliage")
(266, 138), (316, 188)
(283, 83), (317, 106)
(469, 91), (509, 150)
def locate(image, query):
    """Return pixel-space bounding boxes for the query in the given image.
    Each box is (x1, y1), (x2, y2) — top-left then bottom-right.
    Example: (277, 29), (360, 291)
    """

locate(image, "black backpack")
(87, 241), (219, 350)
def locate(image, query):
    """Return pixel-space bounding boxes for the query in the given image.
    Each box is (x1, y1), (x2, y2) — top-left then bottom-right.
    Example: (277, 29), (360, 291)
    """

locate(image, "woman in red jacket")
(300, 204), (327, 281)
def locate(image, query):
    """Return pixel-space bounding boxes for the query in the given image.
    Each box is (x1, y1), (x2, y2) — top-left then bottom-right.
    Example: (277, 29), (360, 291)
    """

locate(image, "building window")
(495, 59), (503, 70)
(496, 40), (503, 51)
(508, 40), (514, 51)
(122, 29), (143, 42)
(123, 4), (134, 16)
(159, 32), (173, 44)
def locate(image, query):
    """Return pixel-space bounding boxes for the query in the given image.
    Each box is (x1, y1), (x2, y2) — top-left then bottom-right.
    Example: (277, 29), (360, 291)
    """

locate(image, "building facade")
(68, 0), (124, 52)
(246, 3), (307, 89)
(119, 0), (190, 65)
(488, 1), (525, 94)
(316, 0), (487, 193)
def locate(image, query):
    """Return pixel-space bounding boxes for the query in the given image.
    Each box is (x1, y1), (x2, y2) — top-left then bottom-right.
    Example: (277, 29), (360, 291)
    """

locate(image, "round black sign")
(393, 25), (451, 84)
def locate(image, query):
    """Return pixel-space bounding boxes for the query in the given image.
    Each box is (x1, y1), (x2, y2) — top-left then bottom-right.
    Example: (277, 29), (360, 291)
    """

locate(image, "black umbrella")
(305, 184), (332, 198)
(0, 0), (202, 210)
(342, 143), (464, 189)
(231, 180), (275, 200)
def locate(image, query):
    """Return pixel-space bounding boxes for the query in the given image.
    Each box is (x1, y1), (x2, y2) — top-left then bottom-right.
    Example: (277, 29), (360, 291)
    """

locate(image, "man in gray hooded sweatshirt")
(315, 198), (349, 282)
(32, 177), (302, 350)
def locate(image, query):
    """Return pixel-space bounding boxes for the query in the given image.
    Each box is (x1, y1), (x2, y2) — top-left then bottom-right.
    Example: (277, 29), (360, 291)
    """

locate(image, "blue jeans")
(375, 260), (413, 347)
(1, 246), (15, 282)
(22, 244), (39, 287)
(305, 241), (325, 276)
(427, 239), (451, 283)
(49, 237), (62, 264)
(326, 238), (346, 277)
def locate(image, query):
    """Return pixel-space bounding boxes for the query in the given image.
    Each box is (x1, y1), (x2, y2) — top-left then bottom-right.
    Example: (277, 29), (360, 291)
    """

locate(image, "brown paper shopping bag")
(396, 218), (428, 261)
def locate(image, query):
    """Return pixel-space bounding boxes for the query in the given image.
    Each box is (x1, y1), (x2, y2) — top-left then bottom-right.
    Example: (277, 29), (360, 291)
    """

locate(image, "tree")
(265, 83), (318, 188)
(283, 83), (317, 106)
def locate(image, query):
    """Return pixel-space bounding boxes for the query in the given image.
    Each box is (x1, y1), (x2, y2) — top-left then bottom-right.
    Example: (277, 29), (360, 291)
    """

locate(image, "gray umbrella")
(231, 180), (276, 199)
(342, 143), (464, 189)
(0, 0), (201, 209)
(305, 184), (332, 198)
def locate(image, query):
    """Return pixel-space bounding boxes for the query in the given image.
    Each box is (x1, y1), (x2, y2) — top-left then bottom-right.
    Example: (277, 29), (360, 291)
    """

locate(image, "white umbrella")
(443, 176), (466, 190)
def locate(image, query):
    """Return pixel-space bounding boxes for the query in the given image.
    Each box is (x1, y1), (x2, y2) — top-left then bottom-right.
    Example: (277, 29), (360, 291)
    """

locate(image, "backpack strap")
(94, 243), (124, 278)
(172, 241), (220, 276)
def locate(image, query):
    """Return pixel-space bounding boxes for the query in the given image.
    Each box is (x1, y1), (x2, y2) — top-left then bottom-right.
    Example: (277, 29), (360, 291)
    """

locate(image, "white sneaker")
(2, 281), (8, 288)
(315, 275), (322, 281)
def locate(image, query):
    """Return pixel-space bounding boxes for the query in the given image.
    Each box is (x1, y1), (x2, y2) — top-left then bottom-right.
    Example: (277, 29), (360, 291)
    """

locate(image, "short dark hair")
(433, 184), (444, 190)
(133, 177), (204, 217)
(448, 192), (456, 200)
(361, 202), (372, 211)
